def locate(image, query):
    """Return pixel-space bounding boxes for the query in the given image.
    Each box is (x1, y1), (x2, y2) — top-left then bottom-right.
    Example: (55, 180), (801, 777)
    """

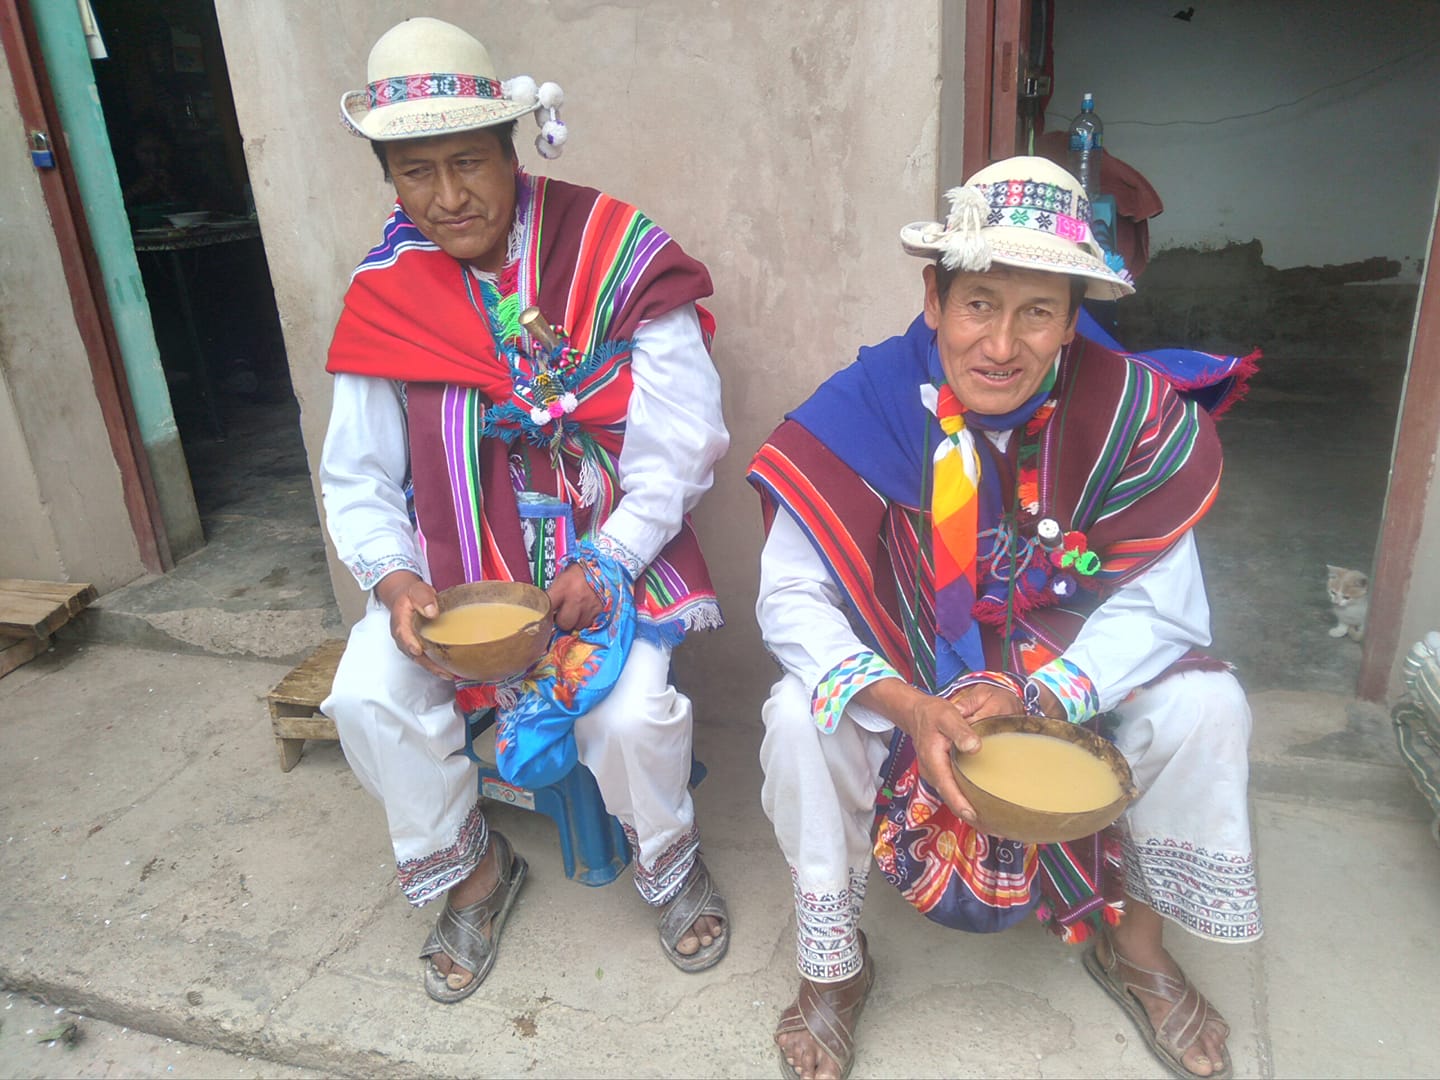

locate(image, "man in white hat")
(320, 17), (730, 1003)
(747, 156), (1260, 1079)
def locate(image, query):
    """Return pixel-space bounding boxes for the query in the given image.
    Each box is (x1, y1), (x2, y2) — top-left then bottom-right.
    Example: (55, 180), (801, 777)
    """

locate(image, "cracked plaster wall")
(213, 1), (946, 705)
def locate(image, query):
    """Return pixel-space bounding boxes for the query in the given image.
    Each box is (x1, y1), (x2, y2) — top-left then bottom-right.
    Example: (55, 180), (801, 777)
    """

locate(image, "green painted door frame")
(29, 0), (203, 557)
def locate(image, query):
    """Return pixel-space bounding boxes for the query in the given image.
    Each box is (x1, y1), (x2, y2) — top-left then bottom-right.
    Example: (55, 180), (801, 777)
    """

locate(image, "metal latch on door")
(29, 130), (55, 169)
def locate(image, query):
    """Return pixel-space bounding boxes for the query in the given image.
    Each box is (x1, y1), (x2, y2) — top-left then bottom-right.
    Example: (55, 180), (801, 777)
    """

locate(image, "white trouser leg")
(760, 671), (890, 981)
(572, 637), (699, 906)
(321, 596), (484, 906)
(1111, 668), (1261, 942)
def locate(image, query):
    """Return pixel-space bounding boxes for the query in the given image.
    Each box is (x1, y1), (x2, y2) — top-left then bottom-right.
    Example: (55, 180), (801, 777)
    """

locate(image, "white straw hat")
(340, 17), (570, 157)
(900, 156), (1133, 300)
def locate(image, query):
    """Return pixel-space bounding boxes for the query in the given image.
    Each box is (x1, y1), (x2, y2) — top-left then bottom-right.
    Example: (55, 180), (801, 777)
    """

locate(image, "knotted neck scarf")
(929, 365), (1056, 677)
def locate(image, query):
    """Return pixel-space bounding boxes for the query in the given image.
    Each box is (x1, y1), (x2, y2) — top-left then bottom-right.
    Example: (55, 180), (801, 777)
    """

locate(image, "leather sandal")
(1084, 935), (1233, 1080)
(657, 856), (729, 973)
(774, 932), (875, 1080)
(419, 831), (528, 1004)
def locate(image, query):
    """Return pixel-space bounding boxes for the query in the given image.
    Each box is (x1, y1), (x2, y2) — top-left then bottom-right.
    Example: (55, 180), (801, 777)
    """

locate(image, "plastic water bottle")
(1067, 93), (1103, 201)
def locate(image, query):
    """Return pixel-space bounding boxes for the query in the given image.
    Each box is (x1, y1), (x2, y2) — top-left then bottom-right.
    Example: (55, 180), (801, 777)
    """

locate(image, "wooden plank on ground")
(0, 633), (48, 678)
(267, 639), (347, 711)
(0, 579), (97, 638)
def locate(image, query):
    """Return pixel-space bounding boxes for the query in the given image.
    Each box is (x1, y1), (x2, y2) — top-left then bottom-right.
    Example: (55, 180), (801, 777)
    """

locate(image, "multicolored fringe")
(1033, 826), (1126, 943)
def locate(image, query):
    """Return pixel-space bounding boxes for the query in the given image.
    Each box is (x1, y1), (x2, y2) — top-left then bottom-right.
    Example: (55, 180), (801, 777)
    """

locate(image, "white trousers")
(759, 668), (1262, 982)
(323, 597), (700, 906)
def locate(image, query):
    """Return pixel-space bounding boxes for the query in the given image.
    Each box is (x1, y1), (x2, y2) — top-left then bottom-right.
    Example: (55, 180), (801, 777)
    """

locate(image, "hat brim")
(900, 221), (1135, 301)
(341, 90), (536, 141)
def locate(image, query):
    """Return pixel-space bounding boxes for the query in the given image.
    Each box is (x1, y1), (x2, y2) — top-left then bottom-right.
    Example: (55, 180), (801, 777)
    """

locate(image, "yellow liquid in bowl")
(958, 732), (1122, 813)
(422, 602), (542, 645)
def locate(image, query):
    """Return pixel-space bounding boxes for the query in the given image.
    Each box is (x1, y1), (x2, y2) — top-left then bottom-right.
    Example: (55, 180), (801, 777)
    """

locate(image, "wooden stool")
(267, 638), (346, 771)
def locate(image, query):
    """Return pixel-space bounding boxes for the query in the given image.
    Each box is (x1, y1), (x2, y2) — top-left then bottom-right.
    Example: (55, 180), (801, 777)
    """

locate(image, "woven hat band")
(368, 72), (504, 110)
(974, 178), (1095, 247)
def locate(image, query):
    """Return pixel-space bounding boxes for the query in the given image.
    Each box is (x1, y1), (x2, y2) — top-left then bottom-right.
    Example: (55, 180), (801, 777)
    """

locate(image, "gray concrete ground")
(1, 639), (1438, 1078)
(0, 991), (319, 1079)
(5, 352), (1440, 1078)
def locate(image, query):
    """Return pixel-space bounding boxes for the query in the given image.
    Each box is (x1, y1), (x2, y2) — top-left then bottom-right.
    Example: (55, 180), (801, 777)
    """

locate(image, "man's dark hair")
(933, 260), (1088, 318)
(370, 119), (519, 180)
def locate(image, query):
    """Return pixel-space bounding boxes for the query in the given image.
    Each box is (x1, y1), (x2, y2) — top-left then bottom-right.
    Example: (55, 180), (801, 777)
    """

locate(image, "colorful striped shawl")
(748, 317), (1224, 686)
(748, 318), (1233, 937)
(327, 173), (721, 635)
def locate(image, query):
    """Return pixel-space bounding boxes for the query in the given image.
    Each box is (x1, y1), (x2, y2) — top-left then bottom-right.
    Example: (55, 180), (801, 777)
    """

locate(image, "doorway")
(52, 0), (338, 646)
(968, 0), (1440, 698)
(82, 0), (299, 517)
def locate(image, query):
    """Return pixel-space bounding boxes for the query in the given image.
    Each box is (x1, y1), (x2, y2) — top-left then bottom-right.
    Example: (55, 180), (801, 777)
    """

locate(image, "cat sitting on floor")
(1327, 564), (1369, 641)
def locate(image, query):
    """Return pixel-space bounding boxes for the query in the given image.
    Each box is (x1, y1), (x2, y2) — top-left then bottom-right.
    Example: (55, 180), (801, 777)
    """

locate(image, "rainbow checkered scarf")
(927, 373), (1055, 673)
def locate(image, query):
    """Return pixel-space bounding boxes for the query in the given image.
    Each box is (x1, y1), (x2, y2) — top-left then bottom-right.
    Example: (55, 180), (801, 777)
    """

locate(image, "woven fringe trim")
(1207, 349), (1261, 420)
(579, 453), (603, 508)
(636, 599), (725, 648)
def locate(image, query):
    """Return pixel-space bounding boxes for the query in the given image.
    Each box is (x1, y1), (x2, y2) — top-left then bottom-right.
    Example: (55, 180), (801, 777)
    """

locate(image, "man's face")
(923, 264), (1079, 415)
(385, 129), (517, 272)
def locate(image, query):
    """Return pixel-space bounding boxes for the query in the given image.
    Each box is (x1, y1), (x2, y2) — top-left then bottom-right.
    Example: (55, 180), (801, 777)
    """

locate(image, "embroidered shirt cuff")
(349, 553), (424, 592)
(592, 529), (647, 580)
(811, 651), (901, 734)
(1027, 657), (1101, 724)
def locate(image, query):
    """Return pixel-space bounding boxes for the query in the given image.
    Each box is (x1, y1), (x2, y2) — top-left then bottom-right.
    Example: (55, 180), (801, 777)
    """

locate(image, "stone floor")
(79, 393), (344, 663)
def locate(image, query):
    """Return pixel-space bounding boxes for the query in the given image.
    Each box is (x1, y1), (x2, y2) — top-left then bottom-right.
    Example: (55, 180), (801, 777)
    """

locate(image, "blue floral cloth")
(493, 541), (636, 788)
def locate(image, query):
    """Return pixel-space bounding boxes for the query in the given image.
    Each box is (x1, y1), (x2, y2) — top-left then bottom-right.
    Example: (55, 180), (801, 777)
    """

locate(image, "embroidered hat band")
(899, 155), (1134, 301)
(368, 72), (505, 109)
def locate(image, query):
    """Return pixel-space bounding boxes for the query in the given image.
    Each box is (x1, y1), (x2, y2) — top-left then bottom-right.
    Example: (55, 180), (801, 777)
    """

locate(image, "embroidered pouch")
(873, 736), (1041, 934)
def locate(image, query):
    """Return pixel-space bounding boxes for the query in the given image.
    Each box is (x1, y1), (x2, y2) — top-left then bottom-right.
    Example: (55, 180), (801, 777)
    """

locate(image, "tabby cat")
(1326, 564), (1369, 641)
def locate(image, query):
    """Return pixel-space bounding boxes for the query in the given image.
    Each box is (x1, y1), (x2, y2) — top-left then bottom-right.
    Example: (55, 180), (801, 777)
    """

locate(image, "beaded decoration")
(461, 270), (629, 455)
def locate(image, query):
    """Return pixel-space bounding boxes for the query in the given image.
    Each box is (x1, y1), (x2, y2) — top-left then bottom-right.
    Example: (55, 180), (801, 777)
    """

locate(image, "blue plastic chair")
(462, 709), (706, 887)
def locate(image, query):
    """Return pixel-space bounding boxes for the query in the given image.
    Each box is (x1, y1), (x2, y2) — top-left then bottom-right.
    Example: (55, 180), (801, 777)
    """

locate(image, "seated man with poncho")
(748, 156), (1260, 1080)
(319, 17), (730, 1004)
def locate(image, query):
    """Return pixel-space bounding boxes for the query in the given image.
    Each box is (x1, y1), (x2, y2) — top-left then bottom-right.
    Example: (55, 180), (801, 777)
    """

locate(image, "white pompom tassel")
(537, 81), (564, 109)
(502, 75), (538, 108)
(534, 104), (568, 159)
(938, 185), (992, 272)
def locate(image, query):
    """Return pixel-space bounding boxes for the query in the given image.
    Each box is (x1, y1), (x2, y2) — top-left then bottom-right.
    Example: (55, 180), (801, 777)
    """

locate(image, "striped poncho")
(748, 313), (1240, 937)
(749, 314), (1226, 690)
(326, 172), (721, 642)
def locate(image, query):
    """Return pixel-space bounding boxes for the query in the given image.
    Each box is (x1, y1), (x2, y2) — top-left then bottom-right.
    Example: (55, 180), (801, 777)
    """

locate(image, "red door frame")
(0, 0), (170, 573)
(962, 0), (1027, 178)
(1359, 205), (1440, 701)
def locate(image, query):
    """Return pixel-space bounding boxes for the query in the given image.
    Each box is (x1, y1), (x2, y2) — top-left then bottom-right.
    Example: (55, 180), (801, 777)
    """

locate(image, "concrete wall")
(0, 43), (144, 591)
(1050, 0), (1440, 278)
(212, 1), (944, 706)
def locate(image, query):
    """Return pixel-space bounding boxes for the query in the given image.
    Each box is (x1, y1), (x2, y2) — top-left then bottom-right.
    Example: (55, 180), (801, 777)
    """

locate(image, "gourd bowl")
(415, 582), (552, 683)
(949, 713), (1138, 844)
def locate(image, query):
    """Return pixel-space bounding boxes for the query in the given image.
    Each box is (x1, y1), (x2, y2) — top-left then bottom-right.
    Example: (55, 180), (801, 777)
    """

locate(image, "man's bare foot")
(1103, 913), (1230, 1077)
(775, 954), (874, 1080)
(658, 857), (729, 971)
(674, 912), (724, 956)
(428, 843), (503, 990)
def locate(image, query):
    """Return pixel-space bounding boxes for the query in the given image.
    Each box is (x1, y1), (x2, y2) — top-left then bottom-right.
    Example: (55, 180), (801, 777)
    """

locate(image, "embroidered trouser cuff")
(761, 671), (891, 981)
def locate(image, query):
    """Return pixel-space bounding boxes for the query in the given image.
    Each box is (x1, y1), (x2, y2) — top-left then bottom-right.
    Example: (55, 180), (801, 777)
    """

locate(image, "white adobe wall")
(1050, 0), (1440, 278)
(213, 1), (944, 705)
